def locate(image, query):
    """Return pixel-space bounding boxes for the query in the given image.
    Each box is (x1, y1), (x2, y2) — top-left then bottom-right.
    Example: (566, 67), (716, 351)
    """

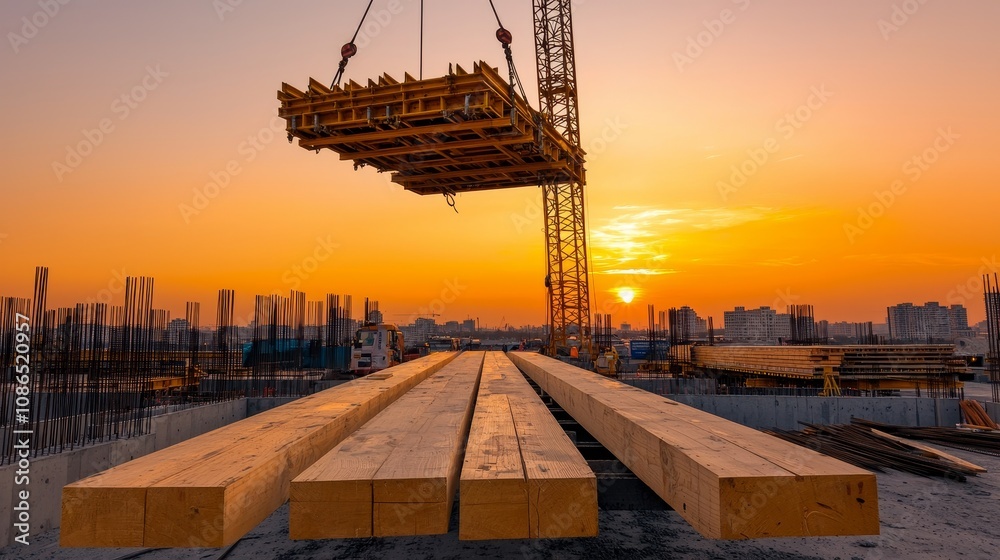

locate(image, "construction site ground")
(7, 443), (997, 560)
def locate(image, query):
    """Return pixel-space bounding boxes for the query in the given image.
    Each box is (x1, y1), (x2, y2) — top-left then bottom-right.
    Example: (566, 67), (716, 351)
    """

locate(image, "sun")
(618, 287), (635, 304)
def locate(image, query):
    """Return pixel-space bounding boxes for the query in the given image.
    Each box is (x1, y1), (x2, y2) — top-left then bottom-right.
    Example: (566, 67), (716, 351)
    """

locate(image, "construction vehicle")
(427, 335), (460, 352)
(350, 323), (404, 375)
(594, 346), (621, 377)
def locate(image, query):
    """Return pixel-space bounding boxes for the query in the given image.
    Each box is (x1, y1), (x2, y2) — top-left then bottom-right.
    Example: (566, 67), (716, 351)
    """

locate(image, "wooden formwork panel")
(278, 62), (584, 195)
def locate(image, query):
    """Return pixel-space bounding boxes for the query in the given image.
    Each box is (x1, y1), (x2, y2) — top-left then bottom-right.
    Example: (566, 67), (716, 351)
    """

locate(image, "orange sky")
(1, 0), (998, 327)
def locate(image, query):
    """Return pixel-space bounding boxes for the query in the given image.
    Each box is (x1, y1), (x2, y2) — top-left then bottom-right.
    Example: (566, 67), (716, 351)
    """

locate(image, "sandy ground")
(3, 445), (997, 560)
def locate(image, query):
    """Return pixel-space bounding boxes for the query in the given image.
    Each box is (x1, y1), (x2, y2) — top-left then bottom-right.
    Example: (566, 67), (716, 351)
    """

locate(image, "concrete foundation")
(668, 395), (962, 430)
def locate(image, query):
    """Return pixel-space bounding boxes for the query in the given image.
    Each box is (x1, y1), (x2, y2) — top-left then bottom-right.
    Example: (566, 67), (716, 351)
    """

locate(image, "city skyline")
(2, 1), (999, 327)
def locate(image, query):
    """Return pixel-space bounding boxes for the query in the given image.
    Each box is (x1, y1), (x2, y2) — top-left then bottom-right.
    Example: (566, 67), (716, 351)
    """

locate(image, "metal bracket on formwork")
(287, 116), (297, 143)
(385, 106), (400, 129)
(534, 113), (545, 152)
(313, 114), (330, 136)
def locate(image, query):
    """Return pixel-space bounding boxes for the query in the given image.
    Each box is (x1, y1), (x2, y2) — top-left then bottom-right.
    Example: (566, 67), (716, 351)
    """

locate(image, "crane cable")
(488, 0), (531, 107)
(331, 0), (377, 88)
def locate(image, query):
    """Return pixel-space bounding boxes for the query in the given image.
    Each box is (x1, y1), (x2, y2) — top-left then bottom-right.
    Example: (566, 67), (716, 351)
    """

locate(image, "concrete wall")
(987, 402), (1000, 424)
(668, 395), (961, 430)
(621, 378), (716, 396)
(246, 397), (300, 417)
(0, 399), (245, 547)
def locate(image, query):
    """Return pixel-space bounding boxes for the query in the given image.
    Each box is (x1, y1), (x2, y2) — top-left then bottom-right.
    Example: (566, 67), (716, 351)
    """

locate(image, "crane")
(280, 0), (593, 358)
(530, 0), (592, 357)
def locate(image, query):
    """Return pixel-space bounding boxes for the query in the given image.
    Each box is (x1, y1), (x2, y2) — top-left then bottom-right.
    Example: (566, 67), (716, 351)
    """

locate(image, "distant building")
(368, 309), (384, 324)
(672, 306), (707, 341)
(888, 302), (968, 342)
(826, 321), (855, 339)
(444, 320), (460, 332)
(723, 306), (791, 343)
(410, 317), (436, 344)
(462, 319), (476, 332)
(166, 318), (191, 348)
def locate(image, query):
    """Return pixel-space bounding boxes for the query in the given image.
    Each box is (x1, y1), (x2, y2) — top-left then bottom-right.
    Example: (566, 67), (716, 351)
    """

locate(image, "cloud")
(589, 206), (784, 274)
(596, 268), (677, 276)
(842, 253), (979, 267)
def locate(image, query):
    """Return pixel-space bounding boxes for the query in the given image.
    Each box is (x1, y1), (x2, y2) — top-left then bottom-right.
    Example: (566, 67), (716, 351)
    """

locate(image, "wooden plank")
(61, 352), (458, 548)
(459, 355), (529, 540)
(291, 351), (485, 539)
(288, 361), (468, 539)
(508, 352), (880, 540)
(459, 352), (596, 540)
(869, 429), (987, 473)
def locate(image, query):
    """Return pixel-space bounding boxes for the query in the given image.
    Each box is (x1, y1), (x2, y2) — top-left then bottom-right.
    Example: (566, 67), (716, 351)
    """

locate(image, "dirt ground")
(3, 444), (997, 560)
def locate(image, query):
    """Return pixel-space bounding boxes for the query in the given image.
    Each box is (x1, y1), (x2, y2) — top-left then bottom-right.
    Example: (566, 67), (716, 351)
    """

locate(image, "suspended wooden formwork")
(278, 62), (585, 196)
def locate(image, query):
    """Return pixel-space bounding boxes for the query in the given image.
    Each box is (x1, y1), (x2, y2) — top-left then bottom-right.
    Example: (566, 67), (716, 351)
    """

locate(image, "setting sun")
(618, 287), (636, 304)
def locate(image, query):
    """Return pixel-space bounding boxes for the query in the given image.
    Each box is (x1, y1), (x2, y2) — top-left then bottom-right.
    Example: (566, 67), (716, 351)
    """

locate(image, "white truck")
(350, 323), (404, 375)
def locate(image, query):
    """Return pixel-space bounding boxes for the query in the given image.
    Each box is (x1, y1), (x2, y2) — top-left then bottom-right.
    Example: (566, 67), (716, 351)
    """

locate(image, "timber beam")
(508, 352), (880, 540)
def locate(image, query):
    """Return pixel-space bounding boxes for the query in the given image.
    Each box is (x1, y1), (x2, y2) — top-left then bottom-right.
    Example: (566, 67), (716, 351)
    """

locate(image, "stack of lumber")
(290, 352), (485, 539)
(959, 400), (999, 430)
(691, 344), (966, 387)
(508, 352), (880, 539)
(764, 423), (986, 481)
(460, 352), (597, 540)
(278, 61), (584, 195)
(61, 352), (458, 547)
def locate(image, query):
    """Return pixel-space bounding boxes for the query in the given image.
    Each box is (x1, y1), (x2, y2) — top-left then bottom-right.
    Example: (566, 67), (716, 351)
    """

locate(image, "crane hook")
(496, 27), (512, 45)
(444, 192), (459, 214)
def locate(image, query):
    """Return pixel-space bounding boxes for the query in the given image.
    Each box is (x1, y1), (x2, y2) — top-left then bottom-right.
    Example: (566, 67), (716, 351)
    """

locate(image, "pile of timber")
(764, 423), (986, 481)
(277, 61), (584, 195)
(63, 350), (886, 546)
(691, 344), (966, 386)
(459, 352), (596, 540)
(852, 418), (1000, 457)
(959, 399), (999, 430)
(61, 352), (458, 548)
(290, 352), (484, 539)
(508, 352), (881, 539)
